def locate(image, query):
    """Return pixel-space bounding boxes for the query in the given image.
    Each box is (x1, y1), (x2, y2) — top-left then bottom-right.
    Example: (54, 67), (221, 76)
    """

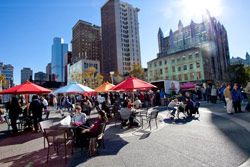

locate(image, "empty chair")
(44, 129), (73, 163)
(141, 110), (159, 130)
(39, 120), (53, 149)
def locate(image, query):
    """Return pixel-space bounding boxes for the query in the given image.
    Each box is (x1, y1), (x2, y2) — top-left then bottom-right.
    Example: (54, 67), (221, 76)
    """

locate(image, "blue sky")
(0, 0), (249, 85)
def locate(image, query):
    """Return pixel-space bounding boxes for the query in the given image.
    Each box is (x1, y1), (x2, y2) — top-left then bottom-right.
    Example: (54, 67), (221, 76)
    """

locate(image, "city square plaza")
(0, 95), (250, 166)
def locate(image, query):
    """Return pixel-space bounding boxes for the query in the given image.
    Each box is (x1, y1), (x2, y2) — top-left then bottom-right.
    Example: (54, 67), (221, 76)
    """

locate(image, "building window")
(184, 65), (187, 70)
(172, 58), (175, 63)
(159, 61), (162, 66)
(155, 69), (157, 75)
(195, 53), (199, 58)
(177, 57), (180, 62)
(183, 56), (186, 61)
(149, 63), (152, 68)
(173, 75), (176, 80)
(197, 72), (201, 79)
(191, 73), (195, 80)
(166, 76), (169, 80)
(196, 61), (200, 68)
(150, 71), (152, 76)
(160, 69), (163, 74)
(178, 66), (181, 71)
(165, 60), (168, 64)
(189, 54), (192, 59)
(172, 66), (175, 72)
(178, 74), (182, 81)
(154, 62), (157, 67)
(165, 67), (168, 73)
(190, 64), (193, 69)
(184, 74), (188, 80)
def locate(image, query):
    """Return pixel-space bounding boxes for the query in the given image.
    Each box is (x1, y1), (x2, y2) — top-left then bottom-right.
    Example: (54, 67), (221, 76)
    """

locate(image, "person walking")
(9, 97), (21, 135)
(244, 82), (250, 112)
(41, 96), (49, 119)
(53, 95), (57, 110)
(220, 84), (226, 108)
(29, 95), (44, 132)
(224, 84), (233, 114)
(231, 84), (243, 113)
(211, 85), (217, 104)
(205, 86), (211, 103)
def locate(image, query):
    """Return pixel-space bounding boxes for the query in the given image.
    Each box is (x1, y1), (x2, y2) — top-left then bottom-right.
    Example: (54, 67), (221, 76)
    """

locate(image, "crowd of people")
(2, 81), (250, 135)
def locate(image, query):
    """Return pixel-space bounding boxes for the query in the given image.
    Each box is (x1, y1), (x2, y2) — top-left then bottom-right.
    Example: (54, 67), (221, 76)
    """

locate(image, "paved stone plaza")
(0, 101), (250, 167)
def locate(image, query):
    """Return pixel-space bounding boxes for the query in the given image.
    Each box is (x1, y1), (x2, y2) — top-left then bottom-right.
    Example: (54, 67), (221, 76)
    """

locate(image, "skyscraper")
(21, 67), (33, 83)
(51, 37), (69, 82)
(101, 0), (141, 75)
(71, 20), (102, 72)
(46, 63), (51, 76)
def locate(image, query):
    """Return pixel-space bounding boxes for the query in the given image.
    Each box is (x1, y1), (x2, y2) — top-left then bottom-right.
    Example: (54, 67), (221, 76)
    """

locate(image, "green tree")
(228, 64), (249, 86)
(71, 67), (103, 89)
(129, 63), (144, 80)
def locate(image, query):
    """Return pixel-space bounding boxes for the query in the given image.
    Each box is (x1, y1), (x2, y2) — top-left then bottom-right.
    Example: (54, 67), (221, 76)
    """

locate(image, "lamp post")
(110, 71), (114, 84)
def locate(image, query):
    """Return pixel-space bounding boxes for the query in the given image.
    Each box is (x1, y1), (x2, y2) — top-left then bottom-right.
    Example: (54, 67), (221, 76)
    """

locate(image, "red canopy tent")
(0, 81), (52, 94)
(110, 76), (157, 91)
(180, 82), (196, 89)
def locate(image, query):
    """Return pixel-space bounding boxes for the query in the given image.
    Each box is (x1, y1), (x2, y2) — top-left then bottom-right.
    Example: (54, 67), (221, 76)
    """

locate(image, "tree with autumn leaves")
(71, 67), (103, 89)
(129, 63), (145, 80)
(0, 75), (7, 91)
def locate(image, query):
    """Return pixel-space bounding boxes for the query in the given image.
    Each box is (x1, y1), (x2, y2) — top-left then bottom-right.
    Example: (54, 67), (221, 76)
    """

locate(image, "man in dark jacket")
(29, 95), (44, 132)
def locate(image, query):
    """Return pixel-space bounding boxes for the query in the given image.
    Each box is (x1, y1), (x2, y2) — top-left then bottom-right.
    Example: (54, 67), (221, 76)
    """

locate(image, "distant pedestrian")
(224, 84), (233, 114)
(9, 97), (21, 134)
(219, 84), (226, 107)
(231, 84), (243, 113)
(160, 89), (165, 106)
(53, 95), (57, 110)
(244, 82), (250, 112)
(29, 95), (44, 132)
(211, 85), (217, 104)
(205, 86), (211, 103)
(201, 87), (206, 101)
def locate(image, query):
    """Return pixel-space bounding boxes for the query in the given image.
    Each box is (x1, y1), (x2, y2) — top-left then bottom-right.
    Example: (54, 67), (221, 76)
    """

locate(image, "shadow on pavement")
(0, 130), (42, 147)
(163, 116), (199, 125)
(211, 113), (250, 157)
(69, 133), (129, 167)
(0, 147), (71, 167)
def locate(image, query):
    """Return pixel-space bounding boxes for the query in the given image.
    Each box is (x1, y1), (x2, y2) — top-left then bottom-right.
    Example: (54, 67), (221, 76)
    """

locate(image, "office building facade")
(21, 67), (33, 83)
(0, 62), (14, 89)
(71, 20), (102, 71)
(34, 72), (48, 82)
(101, 0), (141, 75)
(51, 37), (69, 82)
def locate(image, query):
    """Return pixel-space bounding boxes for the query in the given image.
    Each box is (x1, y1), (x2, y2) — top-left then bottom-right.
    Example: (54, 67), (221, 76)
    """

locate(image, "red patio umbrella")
(0, 80), (52, 94)
(180, 82), (196, 89)
(110, 76), (157, 91)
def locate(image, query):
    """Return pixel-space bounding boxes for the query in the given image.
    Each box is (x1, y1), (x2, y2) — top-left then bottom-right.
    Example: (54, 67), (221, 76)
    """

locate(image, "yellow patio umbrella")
(95, 82), (115, 92)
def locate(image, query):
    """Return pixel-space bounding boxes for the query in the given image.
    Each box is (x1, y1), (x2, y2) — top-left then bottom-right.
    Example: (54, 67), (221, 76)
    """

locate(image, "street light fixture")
(110, 71), (114, 84)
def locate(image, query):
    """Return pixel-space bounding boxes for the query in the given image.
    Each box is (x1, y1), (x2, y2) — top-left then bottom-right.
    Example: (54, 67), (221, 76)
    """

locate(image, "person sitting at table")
(185, 97), (195, 117)
(72, 106), (87, 125)
(134, 97), (142, 109)
(81, 110), (108, 146)
(120, 101), (136, 128)
(168, 99), (178, 117)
